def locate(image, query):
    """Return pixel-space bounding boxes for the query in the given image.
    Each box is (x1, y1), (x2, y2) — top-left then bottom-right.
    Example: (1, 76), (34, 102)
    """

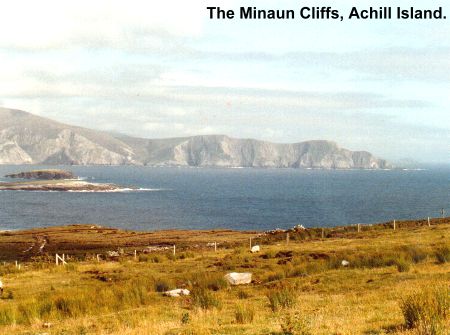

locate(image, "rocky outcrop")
(6, 169), (75, 180)
(0, 180), (127, 192)
(0, 107), (391, 169)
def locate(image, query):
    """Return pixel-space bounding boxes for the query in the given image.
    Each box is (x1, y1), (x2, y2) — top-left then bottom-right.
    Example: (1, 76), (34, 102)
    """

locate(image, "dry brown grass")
(0, 222), (448, 334)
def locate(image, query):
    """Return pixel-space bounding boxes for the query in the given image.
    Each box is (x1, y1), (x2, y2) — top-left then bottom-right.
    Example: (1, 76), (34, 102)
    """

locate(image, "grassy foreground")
(0, 222), (449, 334)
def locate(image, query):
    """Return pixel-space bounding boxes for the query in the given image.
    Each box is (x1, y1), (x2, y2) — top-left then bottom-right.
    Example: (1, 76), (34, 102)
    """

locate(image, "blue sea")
(0, 165), (448, 231)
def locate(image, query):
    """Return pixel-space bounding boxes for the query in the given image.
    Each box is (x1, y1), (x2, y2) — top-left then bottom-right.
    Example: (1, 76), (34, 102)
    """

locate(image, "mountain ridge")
(0, 107), (390, 169)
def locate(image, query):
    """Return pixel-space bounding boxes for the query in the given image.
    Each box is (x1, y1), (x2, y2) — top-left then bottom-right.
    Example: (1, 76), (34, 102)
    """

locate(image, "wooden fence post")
(214, 242), (217, 252)
(286, 233), (290, 245)
(173, 245), (176, 256)
(428, 217), (431, 227)
(357, 224), (361, 233)
(134, 250), (137, 260)
(249, 237), (252, 250)
(321, 228), (325, 239)
(393, 220), (396, 230)
(55, 253), (67, 266)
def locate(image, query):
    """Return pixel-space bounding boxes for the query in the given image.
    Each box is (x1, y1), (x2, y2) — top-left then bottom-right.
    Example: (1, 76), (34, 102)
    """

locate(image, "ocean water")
(0, 165), (448, 231)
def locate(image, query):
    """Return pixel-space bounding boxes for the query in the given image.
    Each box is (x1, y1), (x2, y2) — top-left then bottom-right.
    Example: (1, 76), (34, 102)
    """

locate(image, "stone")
(251, 245), (260, 253)
(224, 272), (252, 285)
(163, 289), (190, 297)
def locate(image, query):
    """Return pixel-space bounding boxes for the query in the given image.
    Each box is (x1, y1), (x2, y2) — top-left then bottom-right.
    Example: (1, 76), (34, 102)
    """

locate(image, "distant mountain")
(0, 108), (390, 169)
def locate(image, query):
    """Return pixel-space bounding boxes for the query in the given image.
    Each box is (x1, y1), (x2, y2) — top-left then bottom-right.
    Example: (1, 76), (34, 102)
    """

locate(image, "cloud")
(0, 1), (205, 51)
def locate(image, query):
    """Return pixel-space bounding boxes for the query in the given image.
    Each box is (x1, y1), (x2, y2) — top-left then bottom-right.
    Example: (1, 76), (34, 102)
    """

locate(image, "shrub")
(395, 258), (411, 273)
(401, 286), (449, 333)
(138, 255), (149, 262)
(267, 287), (296, 312)
(234, 304), (255, 324)
(264, 270), (285, 283)
(181, 312), (190, 324)
(435, 246), (450, 264)
(177, 252), (195, 260)
(287, 266), (308, 278)
(155, 279), (170, 293)
(191, 272), (228, 291)
(279, 311), (312, 335)
(262, 250), (276, 259)
(4, 290), (14, 300)
(191, 288), (221, 310)
(400, 245), (427, 264)
(237, 289), (250, 299)
(0, 306), (15, 326)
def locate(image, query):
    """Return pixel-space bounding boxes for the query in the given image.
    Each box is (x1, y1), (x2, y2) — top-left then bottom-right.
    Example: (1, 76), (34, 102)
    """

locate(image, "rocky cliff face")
(0, 108), (390, 169)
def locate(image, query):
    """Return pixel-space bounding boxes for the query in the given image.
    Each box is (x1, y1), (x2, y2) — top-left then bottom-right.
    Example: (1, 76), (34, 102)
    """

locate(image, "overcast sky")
(0, 0), (449, 163)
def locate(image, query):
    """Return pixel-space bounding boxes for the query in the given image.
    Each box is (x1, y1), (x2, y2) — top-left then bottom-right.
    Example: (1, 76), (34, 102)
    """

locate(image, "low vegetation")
(0, 222), (448, 334)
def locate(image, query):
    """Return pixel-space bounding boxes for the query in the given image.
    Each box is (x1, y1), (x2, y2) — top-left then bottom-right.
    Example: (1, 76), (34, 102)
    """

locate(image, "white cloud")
(0, 1), (205, 50)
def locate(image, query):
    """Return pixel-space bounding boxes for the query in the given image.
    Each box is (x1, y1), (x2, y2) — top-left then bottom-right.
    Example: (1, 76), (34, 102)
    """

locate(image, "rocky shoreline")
(0, 180), (128, 192)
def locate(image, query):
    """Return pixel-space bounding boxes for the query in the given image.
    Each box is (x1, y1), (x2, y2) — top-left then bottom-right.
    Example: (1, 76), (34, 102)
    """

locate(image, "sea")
(0, 165), (448, 231)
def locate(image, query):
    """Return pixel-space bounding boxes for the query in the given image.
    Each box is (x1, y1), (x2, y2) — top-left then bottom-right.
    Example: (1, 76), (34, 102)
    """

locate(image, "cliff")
(0, 108), (390, 169)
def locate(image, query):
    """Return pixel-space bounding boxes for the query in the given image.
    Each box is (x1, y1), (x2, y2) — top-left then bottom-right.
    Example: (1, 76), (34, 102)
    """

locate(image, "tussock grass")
(234, 303), (255, 324)
(279, 310), (312, 335)
(434, 245), (450, 264)
(191, 288), (221, 310)
(267, 286), (297, 312)
(189, 272), (228, 291)
(401, 286), (449, 334)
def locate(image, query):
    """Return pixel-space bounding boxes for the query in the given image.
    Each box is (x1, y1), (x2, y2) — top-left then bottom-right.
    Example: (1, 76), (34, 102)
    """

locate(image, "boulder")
(163, 289), (190, 297)
(341, 260), (350, 267)
(106, 251), (120, 257)
(251, 245), (260, 253)
(224, 272), (252, 285)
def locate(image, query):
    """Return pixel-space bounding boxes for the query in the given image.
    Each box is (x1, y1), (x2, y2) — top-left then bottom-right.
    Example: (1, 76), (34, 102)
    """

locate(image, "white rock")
(224, 272), (252, 285)
(163, 289), (190, 297)
(341, 260), (350, 267)
(251, 245), (260, 253)
(106, 251), (120, 257)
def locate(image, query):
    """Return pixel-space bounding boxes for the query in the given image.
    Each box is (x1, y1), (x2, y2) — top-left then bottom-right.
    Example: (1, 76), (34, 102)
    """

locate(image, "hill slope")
(0, 108), (390, 168)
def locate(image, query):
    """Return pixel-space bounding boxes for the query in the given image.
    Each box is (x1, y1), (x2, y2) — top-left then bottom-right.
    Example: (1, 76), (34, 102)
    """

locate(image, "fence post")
(249, 237), (252, 250)
(173, 245), (176, 256)
(134, 250), (137, 260)
(286, 233), (290, 245)
(357, 224), (361, 233)
(214, 242), (217, 252)
(96, 254), (100, 262)
(321, 228), (324, 239)
(393, 220), (396, 230)
(428, 217), (431, 227)
(55, 253), (67, 266)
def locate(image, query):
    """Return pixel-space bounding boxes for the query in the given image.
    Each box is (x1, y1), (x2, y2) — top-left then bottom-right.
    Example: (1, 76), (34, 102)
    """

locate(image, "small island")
(1, 169), (130, 192)
(5, 169), (76, 180)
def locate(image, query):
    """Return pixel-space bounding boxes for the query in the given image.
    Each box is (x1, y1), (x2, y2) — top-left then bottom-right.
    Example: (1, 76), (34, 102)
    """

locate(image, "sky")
(0, 0), (449, 164)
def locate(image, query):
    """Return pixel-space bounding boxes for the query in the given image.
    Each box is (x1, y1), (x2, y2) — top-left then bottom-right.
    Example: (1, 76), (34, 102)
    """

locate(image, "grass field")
(0, 221), (448, 334)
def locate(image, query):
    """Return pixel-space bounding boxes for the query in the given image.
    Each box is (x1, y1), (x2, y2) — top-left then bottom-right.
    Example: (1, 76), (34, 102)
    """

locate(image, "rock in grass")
(341, 260), (350, 267)
(224, 272), (252, 285)
(163, 289), (190, 297)
(251, 245), (260, 253)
